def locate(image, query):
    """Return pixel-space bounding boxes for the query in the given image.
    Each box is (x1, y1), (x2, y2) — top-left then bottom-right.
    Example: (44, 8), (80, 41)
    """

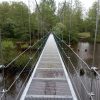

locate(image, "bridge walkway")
(20, 34), (77, 100)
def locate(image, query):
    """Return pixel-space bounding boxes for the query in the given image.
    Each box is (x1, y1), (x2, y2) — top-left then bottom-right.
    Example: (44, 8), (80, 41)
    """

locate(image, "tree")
(84, 2), (99, 38)
(35, 0), (57, 34)
(2, 18), (16, 38)
(55, 1), (71, 37)
(55, 0), (83, 42)
(0, 2), (10, 30)
(9, 2), (29, 38)
(0, 2), (30, 39)
(72, 0), (83, 33)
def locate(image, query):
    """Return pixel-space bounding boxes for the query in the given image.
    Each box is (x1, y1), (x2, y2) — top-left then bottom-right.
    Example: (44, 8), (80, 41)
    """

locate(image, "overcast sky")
(0, 0), (96, 12)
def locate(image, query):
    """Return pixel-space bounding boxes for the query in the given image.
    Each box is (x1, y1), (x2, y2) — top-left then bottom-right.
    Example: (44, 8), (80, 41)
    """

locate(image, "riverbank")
(0, 38), (40, 71)
(78, 32), (100, 43)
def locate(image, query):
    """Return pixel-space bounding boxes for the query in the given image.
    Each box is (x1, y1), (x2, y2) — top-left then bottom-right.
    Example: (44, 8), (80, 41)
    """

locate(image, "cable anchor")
(0, 65), (5, 69)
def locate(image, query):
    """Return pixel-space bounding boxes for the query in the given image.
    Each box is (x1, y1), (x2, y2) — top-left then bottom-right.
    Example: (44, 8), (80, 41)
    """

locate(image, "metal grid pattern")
(20, 34), (77, 100)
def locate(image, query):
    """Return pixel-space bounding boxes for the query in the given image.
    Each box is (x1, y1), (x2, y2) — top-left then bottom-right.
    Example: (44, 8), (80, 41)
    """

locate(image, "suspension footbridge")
(0, 32), (100, 100)
(0, 0), (100, 99)
(20, 34), (77, 100)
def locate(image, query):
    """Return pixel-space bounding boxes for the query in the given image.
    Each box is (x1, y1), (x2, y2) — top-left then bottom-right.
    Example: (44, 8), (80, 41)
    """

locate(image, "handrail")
(0, 36), (47, 99)
(15, 57), (39, 100)
(54, 33), (91, 70)
(56, 39), (94, 100)
(54, 33), (100, 78)
(2, 34), (48, 87)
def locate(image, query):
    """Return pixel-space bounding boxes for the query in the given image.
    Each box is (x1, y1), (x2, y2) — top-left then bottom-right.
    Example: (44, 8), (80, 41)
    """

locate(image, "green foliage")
(0, 0), (99, 42)
(54, 22), (66, 34)
(20, 34), (30, 41)
(78, 32), (90, 38)
(2, 18), (16, 38)
(1, 40), (17, 64)
(1, 40), (31, 68)
(2, 40), (15, 49)
(0, 0), (100, 69)
(21, 44), (29, 49)
(36, 0), (57, 32)
(0, 2), (30, 39)
(14, 54), (29, 68)
(83, 2), (100, 38)
(55, 0), (83, 42)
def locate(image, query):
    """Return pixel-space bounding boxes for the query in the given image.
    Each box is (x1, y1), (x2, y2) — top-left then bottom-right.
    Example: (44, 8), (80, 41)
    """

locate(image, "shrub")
(14, 53), (30, 68)
(2, 40), (15, 49)
(20, 34), (30, 41)
(1, 40), (17, 64)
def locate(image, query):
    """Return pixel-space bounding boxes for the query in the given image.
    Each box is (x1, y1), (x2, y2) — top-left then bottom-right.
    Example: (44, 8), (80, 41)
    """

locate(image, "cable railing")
(58, 44), (82, 100)
(15, 56), (39, 100)
(54, 33), (91, 70)
(55, 37), (94, 100)
(0, 33), (49, 100)
(0, 0), (49, 99)
(1, 34), (48, 69)
(55, 33), (100, 100)
(54, 33), (100, 77)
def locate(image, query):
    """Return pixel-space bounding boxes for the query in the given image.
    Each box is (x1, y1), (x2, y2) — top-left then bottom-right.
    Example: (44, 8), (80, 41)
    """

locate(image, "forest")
(0, 0), (100, 69)
(0, 0), (100, 42)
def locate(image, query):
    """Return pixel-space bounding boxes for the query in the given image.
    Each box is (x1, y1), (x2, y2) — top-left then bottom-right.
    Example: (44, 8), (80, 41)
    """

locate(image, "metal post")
(0, 28), (6, 99)
(90, 0), (100, 99)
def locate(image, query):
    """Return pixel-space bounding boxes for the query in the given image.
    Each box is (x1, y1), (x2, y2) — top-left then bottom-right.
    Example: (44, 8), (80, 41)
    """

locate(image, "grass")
(21, 43), (29, 49)
(78, 32), (90, 38)
(2, 40), (15, 49)
(1, 40), (17, 64)
(77, 32), (100, 43)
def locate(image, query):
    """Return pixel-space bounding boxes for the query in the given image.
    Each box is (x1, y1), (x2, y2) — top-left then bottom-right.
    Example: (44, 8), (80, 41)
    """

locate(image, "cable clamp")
(0, 65), (5, 69)
(29, 46), (32, 48)
(67, 57), (71, 59)
(91, 67), (98, 71)
(0, 89), (8, 93)
(68, 45), (71, 47)
(29, 57), (33, 60)
(88, 92), (95, 97)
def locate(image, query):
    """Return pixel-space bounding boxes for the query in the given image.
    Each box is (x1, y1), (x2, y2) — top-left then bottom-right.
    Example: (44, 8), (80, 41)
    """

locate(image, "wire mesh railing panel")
(54, 34), (97, 100)
(19, 34), (77, 100)
(0, 34), (49, 100)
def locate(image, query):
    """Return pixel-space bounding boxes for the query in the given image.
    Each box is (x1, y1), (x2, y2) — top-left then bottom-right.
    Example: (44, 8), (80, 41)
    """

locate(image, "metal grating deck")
(20, 34), (77, 100)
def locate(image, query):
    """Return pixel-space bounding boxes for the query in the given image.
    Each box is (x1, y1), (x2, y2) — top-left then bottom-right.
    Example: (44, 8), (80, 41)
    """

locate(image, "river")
(0, 42), (100, 100)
